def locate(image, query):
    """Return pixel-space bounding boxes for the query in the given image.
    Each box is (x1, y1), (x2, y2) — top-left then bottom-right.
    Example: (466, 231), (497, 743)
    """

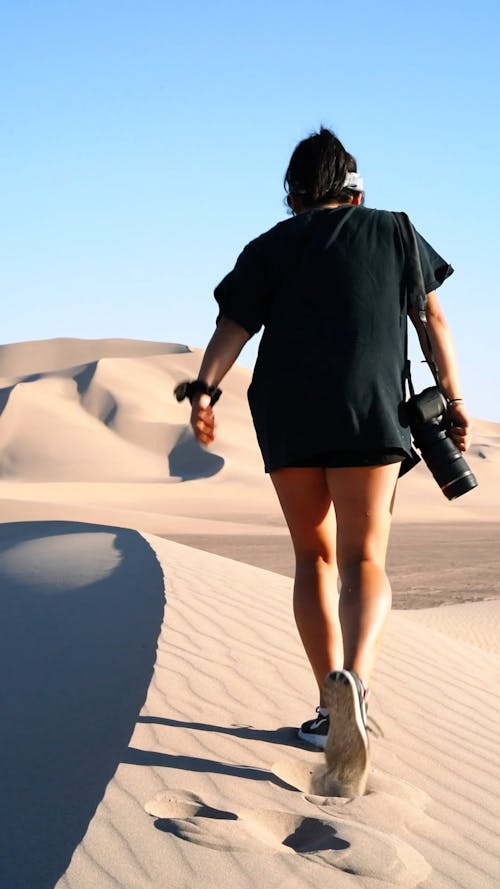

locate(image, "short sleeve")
(414, 229), (454, 292)
(213, 230), (278, 337)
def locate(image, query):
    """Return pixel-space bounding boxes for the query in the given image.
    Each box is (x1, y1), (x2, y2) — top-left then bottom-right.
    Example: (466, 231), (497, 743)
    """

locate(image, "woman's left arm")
(190, 316), (250, 445)
(409, 291), (472, 452)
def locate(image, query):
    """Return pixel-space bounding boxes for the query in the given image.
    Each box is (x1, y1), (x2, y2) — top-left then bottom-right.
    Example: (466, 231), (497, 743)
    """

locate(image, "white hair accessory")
(343, 172), (364, 192)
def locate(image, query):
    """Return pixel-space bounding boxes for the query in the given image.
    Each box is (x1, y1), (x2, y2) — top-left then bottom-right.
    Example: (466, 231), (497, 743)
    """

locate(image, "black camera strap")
(392, 212), (442, 394)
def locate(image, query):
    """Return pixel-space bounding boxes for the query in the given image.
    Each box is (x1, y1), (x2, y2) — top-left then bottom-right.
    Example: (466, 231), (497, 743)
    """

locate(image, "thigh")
(270, 467), (336, 561)
(325, 464), (401, 571)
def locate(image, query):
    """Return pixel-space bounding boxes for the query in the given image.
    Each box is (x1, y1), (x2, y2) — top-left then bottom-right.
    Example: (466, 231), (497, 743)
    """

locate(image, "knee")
(339, 554), (386, 582)
(294, 546), (336, 572)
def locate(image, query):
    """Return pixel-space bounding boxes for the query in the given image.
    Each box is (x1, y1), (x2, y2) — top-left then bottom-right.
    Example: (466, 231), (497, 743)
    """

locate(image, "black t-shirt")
(214, 205), (453, 472)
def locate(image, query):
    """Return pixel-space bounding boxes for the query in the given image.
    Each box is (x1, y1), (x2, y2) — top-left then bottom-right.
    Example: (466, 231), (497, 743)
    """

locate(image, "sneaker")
(298, 708), (330, 749)
(322, 670), (370, 796)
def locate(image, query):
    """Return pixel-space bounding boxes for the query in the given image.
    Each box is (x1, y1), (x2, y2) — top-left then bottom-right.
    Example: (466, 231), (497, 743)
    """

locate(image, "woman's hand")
(186, 316), (250, 446)
(190, 393), (216, 445)
(448, 402), (472, 452)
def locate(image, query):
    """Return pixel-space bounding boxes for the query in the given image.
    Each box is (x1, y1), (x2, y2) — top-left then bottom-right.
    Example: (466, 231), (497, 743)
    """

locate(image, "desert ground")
(0, 338), (498, 889)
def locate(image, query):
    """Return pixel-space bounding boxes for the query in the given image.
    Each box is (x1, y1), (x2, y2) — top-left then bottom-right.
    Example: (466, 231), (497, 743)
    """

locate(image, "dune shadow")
(102, 397), (118, 426)
(168, 427), (224, 480)
(0, 520), (165, 889)
(0, 385), (12, 414)
(73, 361), (98, 395)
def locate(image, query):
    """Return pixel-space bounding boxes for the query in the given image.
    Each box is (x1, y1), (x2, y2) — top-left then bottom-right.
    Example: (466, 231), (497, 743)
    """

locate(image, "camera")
(407, 386), (477, 500)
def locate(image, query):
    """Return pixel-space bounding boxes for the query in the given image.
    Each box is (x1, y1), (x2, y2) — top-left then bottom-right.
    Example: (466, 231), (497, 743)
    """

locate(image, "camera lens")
(421, 437), (478, 500)
(407, 387), (478, 500)
(442, 470), (478, 499)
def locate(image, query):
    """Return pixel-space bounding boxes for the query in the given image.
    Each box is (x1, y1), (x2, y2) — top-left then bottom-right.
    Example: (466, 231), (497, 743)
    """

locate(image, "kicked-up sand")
(0, 338), (499, 888)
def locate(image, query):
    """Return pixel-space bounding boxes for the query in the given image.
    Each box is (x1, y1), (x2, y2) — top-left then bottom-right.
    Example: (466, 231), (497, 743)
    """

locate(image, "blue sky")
(1, 0), (499, 419)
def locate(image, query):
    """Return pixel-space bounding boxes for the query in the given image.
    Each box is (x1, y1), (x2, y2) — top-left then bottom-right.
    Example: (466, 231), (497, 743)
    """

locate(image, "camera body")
(407, 387), (477, 500)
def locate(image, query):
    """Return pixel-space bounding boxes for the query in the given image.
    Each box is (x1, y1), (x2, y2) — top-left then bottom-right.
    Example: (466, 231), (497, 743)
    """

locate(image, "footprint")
(270, 759), (432, 886)
(156, 815), (264, 853)
(237, 809), (350, 856)
(241, 803), (430, 885)
(145, 791), (347, 856)
(144, 788), (237, 821)
(145, 789), (252, 852)
(144, 790), (430, 886)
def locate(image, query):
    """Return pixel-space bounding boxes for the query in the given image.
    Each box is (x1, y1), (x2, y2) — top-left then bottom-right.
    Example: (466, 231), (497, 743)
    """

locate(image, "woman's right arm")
(409, 292), (472, 452)
(190, 316), (250, 445)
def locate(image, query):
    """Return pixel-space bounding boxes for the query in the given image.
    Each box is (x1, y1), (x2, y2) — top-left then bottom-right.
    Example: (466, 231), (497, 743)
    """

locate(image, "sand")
(0, 338), (499, 888)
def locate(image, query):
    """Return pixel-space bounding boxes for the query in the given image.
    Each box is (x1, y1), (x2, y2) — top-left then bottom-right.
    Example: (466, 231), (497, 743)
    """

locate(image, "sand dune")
(0, 521), (166, 889)
(0, 338), (499, 888)
(0, 338), (498, 526)
(0, 336), (190, 381)
(1, 523), (498, 888)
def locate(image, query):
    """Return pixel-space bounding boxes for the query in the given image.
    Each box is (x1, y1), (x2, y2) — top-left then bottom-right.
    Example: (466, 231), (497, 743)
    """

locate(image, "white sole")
(322, 670), (369, 797)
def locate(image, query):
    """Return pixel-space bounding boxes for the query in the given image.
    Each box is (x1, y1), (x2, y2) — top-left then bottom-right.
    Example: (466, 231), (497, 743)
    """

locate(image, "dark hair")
(284, 127), (358, 212)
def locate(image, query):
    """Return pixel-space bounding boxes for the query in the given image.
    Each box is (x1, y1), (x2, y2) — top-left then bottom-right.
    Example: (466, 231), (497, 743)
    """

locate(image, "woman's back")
(215, 204), (449, 471)
(256, 205), (407, 373)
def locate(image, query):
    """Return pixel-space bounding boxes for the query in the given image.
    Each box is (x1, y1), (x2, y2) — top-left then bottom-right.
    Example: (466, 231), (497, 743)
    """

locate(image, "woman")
(178, 128), (471, 796)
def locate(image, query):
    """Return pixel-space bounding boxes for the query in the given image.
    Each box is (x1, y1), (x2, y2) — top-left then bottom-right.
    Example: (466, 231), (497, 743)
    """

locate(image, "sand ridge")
(1, 528), (486, 889)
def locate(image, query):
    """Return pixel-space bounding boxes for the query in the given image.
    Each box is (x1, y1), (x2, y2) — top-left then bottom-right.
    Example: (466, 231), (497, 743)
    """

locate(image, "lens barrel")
(415, 433), (478, 500)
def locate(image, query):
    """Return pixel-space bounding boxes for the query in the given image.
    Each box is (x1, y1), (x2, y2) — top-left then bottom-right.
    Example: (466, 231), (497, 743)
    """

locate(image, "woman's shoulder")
(353, 207), (406, 243)
(239, 213), (311, 259)
(358, 206), (399, 224)
(245, 207), (403, 255)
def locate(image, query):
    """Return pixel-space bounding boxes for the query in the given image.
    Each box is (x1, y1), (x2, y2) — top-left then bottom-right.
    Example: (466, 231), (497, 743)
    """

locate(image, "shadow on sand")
(0, 521), (165, 889)
(168, 427), (224, 480)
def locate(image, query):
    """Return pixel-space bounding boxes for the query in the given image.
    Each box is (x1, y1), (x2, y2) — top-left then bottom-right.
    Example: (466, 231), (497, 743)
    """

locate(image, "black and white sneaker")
(298, 708), (330, 749)
(323, 669), (370, 796)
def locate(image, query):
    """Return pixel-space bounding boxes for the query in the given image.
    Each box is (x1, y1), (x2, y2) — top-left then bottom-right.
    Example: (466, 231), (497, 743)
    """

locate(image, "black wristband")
(174, 379), (222, 406)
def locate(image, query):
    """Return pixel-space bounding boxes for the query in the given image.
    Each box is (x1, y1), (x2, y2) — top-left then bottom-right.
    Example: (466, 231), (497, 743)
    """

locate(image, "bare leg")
(325, 463), (400, 686)
(271, 468), (342, 703)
